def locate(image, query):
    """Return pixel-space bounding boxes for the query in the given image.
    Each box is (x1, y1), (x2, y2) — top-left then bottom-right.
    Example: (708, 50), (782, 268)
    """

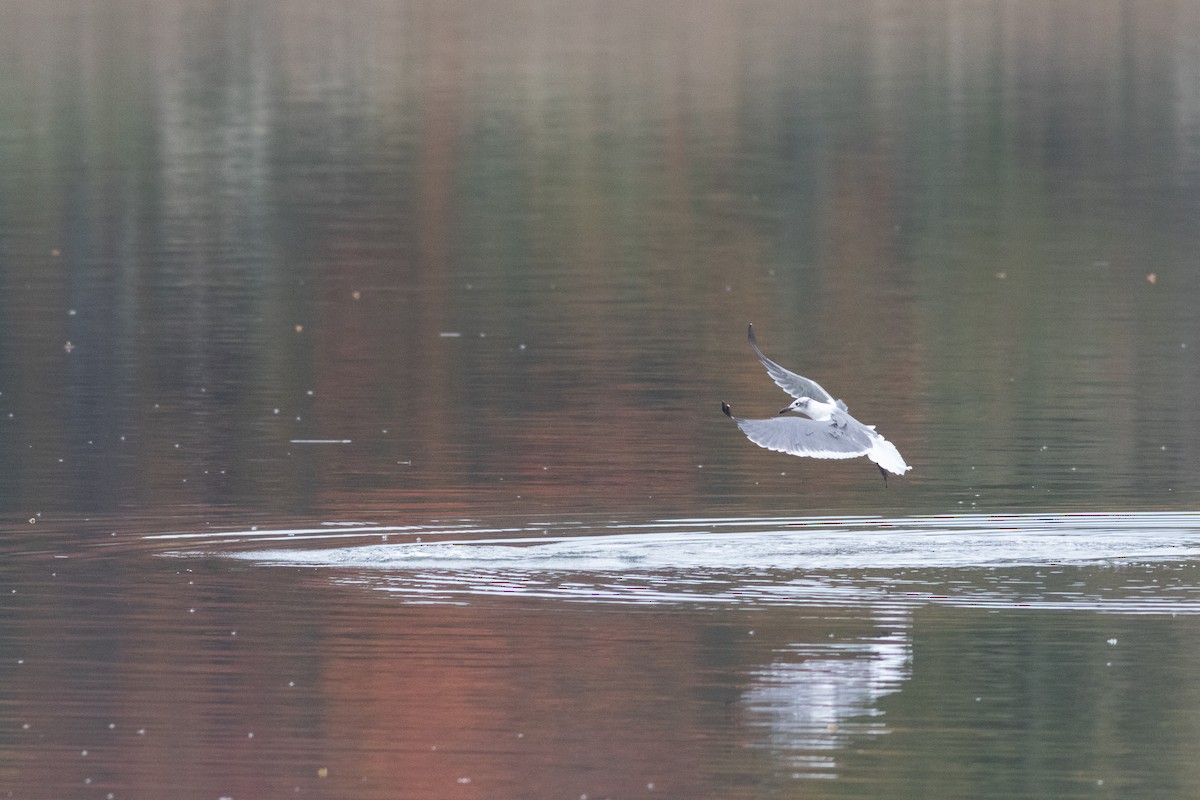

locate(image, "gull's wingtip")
(747, 323), (756, 343)
(721, 401), (733, 418)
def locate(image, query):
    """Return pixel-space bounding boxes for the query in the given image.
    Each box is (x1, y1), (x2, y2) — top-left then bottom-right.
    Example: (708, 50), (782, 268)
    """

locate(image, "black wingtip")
(747, 323), (756, 343)
(878, 464), (889, 487)
(721, 401), (733, 418)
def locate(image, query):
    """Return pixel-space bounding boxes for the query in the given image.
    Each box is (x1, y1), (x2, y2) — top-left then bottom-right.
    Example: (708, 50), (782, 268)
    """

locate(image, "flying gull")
(722, 324), (911, 484)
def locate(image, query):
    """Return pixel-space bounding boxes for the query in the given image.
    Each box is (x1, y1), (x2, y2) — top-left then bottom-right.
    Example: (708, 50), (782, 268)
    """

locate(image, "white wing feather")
(729, 414), (874, 460)
(748, 325), (848, 412)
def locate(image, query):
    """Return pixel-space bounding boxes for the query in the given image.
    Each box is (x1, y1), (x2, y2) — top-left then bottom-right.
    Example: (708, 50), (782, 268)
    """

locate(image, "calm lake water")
(4, 1), (1200, 797)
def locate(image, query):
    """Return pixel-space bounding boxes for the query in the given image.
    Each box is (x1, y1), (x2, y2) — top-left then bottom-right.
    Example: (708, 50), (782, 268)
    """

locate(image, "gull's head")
(780, 397), (813, 415)
(781, 396), (834, 420)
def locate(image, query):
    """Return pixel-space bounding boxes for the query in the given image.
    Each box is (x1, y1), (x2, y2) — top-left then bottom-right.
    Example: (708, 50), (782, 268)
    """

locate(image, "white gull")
(722, 324), (911, 484)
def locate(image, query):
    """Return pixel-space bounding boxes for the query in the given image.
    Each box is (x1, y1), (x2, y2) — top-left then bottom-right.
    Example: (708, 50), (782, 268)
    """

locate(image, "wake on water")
(151, 512), (1200, 613)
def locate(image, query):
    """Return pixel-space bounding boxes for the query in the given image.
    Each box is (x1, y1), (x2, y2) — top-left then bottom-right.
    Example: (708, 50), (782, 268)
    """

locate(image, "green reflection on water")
(0, 0), (1198, 517)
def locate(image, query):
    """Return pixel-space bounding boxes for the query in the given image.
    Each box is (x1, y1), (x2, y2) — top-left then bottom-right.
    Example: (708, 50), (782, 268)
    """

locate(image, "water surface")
(3, 0), (1200, 797)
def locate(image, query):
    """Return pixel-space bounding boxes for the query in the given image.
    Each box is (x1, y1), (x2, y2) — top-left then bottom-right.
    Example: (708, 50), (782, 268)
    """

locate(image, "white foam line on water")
(608, 516), (883, 529)
(325, 569), (1200, 613)
(145, 525), (523, 541)
(647, 511), (1200, 532)
(227, 519), (1200, 572)
(182, 512), (1200, 612)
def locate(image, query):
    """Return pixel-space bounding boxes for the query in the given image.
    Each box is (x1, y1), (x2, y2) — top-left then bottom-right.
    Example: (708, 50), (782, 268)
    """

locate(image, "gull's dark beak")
(779, 406), (791, 415)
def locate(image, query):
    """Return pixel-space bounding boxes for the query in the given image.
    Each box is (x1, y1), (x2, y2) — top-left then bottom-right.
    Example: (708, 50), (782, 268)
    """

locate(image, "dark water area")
(3, 1), (1200, 797)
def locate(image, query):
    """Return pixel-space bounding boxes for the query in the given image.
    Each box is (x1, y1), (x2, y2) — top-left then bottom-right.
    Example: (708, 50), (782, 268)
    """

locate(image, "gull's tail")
(868, 437), (911, 476)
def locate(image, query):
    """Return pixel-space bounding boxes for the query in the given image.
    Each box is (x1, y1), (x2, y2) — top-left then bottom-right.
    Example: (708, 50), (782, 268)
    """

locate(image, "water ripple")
(178, 511), (1200, 612)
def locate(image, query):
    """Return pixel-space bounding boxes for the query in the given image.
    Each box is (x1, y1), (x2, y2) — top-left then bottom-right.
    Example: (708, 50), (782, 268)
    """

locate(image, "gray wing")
(747, 324), (847, 411)
(728, 411), (874, 460)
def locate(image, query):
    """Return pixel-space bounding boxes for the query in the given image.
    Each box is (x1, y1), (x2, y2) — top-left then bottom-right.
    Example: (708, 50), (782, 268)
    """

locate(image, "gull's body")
(722, 325), (911, 483)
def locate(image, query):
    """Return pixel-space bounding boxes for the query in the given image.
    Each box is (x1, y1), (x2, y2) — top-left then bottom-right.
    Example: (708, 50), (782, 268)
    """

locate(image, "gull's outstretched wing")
(747, 324), (845, 410)
(723, 403), (873, 460)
